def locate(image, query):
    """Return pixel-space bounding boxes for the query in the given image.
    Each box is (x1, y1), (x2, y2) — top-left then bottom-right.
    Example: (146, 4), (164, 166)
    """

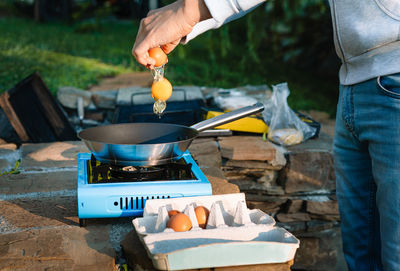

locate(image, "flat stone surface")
(189, 138), (218, 156)
(0, 196), (78, 231)
(307, 200), (339, 215)
(224, 159), (284, 170)
(294, 227), (347, 271)
(0, 144), (20, 173)
(228, 179), (285, 195)
(201, 166), (240, 195)
(310, 214), (341, 222)
(284, 199), (304, 214)
(247, 198), (286, 214)
(0, 226), (116, 271)
(218, 136), (277, 161)
(276, 213), (311, 223)
(189, 139), (222, 168)
(277, 221), (307, 233)
(0, 171), (76, 195)
(21, 141), (87, 169)
(0, 159), (12, 173)
(281, 151), (335, 194)
(0, 143), (17, 151)
(287, 132), (333, 153)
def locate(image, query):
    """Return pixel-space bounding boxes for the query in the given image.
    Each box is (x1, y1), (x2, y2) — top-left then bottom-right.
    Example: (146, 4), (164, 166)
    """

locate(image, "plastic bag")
(262, 83), (316, 146)
(214, 89), (258, 111)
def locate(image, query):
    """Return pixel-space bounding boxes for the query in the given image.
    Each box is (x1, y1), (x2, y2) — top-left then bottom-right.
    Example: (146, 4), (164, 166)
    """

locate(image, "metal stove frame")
(77, 151), (212, 226)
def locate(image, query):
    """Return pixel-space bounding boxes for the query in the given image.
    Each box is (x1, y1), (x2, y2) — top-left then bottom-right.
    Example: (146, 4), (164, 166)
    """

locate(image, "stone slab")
(307, 200), (339, 215)
(0, 143), (20, 173)
(189, 139), (222, 168)
(189, 138), (218, 156)
(287, 132), (333, 153)
(227, 179), (285, 195)
(281, 151), (335, 194)
(277, 221), (307, 233)
(224, 159), (283, 170)
(310, 214), (341, 222)
(201, 167), (240, 195)
(0, 143), (17, 151)
(293, 227), (347, 271)
(0, 226), (116, 271)
(21, 141), (87, 169)
(218, 136), (277, 161)
(284, 199), (304, 214)
(121, 228), (293, 271)
(0, 196), (78, 231)
(276, 213), (311, 223)
(247, 198), (286, 214)
(0, 171), (76, 195)
(306, 220), (335, 232)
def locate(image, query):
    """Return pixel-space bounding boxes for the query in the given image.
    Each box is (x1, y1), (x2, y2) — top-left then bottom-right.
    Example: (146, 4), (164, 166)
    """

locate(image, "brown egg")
(194, 206), (210, 229)
(168, 210), (180, 218)
(167, 213), (192, 232)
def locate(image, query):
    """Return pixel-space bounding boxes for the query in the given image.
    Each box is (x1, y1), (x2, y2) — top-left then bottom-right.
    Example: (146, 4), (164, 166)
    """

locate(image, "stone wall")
(189, 133), (346, 271)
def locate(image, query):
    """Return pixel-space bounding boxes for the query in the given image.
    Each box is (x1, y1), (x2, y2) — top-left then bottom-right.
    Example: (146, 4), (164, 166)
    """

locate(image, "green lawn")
(0, 16), (338, 115)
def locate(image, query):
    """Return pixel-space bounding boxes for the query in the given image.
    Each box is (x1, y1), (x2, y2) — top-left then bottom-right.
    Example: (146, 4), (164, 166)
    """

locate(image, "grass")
(0, 16), (338, 115)
(0, 17), (138, 94)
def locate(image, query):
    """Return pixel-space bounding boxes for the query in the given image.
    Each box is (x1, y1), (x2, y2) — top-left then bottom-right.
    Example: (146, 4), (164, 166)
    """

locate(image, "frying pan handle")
(191, 102), (265, 132)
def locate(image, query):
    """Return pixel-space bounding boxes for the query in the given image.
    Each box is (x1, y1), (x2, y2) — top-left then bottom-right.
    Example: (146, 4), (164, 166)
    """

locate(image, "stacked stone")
(216, 134), (343, 271)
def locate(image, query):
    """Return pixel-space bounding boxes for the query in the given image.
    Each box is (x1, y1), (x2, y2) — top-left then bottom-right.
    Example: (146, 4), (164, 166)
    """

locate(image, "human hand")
(132, 0), (211, 68)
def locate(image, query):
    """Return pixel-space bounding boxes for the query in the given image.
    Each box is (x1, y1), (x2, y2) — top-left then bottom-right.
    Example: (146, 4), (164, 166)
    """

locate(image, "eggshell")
(194, 206), (210, 229)
(167, 213), (192, 232)
(168, 210), (180, 218)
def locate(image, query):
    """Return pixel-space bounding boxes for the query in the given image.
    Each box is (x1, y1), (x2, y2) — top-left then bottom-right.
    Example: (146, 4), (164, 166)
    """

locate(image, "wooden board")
(0, 72), (77, 143)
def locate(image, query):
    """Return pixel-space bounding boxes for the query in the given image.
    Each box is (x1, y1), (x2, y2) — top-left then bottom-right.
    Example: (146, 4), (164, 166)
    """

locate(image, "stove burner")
(109, 165), (166, 181)
(88, 155), (194, 183)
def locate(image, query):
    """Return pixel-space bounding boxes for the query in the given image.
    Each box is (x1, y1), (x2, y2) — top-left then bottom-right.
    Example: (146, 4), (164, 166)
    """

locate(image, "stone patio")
(0, 129), (346, 270)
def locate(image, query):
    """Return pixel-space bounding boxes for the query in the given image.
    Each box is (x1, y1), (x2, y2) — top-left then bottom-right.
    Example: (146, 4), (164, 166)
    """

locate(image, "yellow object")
(151, 77), (172, 101)
(206, 111), (269, 134)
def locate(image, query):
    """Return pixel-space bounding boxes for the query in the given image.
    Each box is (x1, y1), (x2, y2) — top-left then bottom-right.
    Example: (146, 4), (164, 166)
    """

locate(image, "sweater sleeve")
(181, 0), (266, 44)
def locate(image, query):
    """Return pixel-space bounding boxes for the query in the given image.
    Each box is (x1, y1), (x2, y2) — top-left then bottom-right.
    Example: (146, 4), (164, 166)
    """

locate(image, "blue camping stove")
(77, 151), (212, 226)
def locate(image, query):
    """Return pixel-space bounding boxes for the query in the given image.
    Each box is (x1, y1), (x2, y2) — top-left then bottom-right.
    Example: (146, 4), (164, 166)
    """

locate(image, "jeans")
(333, 73), (400, 271)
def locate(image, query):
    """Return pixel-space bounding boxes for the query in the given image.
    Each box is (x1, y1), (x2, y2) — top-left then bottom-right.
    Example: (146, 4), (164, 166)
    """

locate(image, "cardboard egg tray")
(132, 193), (299, 271)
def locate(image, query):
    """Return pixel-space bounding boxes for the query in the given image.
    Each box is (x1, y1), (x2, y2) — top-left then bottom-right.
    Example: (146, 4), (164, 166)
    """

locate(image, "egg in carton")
(132, 193), (275, 237)
(131, 193), (299, 270)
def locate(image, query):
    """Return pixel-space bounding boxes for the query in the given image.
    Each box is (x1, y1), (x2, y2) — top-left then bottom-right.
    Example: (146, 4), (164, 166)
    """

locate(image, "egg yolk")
(167, 213), (192, 232)
(151, 77), (172, 101)
(194, 206), (210, 229)
(148, 47), (168, 67)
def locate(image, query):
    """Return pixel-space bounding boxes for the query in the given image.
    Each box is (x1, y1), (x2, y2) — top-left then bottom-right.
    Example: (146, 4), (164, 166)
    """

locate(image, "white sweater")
(185, 0), (400, 85)
(182, 0), (265, 44)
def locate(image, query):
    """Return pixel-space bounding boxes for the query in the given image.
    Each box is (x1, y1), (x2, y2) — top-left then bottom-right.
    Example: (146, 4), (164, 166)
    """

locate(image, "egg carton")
(133, 193), (275, 236)
(132, 193), (299, 270)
